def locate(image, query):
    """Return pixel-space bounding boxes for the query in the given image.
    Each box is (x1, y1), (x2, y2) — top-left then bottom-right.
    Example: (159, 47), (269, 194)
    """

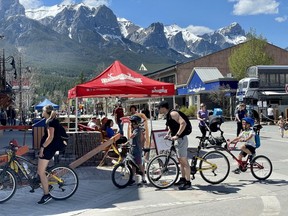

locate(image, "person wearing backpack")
(37, 105), (66, 204)
(157, 100), (192, 190)
(229, 117), (256, 174)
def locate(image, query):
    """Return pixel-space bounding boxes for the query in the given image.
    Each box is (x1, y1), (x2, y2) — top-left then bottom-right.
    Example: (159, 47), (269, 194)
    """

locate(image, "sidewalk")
(0, 119), (283, 216)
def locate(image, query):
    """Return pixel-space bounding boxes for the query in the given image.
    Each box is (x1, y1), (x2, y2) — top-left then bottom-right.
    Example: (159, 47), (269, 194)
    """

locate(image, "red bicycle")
(209, 124), (273, 180)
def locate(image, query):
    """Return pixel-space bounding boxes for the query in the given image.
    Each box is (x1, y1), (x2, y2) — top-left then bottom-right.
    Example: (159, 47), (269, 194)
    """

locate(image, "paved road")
(0, 119), (287, 216)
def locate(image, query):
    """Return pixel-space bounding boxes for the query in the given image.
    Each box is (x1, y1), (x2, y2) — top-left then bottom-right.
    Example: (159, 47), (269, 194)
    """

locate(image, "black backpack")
(57, 123), (69, 151)
(179, 110), (192, 136)
(171, 109), (192, 136)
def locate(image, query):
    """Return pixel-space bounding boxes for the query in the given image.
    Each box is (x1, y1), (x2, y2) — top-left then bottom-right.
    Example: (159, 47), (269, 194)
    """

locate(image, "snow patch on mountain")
(25, 3), (92, 20)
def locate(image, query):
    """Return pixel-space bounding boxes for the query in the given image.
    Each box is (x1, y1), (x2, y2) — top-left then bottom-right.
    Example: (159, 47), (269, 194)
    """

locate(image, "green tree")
(228, 30), (274, 80)
(77, 71), (86, 84)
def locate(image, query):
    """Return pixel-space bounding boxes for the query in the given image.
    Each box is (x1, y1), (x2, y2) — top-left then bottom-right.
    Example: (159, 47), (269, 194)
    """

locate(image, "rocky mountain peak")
(0, 0), (25, 20)
(217, 22), (245, 38)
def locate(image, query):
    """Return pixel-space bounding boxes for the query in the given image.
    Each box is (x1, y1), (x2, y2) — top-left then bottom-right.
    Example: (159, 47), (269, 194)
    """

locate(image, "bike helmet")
(129, 115), (142, 124)
(242, 117), (254, 126)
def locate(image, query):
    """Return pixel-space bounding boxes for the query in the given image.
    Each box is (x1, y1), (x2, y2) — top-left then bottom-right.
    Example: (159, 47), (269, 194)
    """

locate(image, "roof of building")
(193, 67), (224, 83)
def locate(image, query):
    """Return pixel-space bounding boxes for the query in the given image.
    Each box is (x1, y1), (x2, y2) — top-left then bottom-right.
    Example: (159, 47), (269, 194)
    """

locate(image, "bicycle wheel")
(111, 162), (133, 188)
(0, 168), (17, 203)
(47, 166), (79, 200)
(147, 154), (179, 189)
(199, 150), (230, 184)
(250, 155), (272, 180)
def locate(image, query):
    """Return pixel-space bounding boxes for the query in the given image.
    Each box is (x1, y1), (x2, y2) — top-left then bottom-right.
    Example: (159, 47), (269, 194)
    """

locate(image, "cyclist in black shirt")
(157, 101), (191, 190)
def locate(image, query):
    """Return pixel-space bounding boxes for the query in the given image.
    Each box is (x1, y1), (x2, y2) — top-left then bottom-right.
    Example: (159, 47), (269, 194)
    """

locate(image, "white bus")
(236, 77), (259, 101)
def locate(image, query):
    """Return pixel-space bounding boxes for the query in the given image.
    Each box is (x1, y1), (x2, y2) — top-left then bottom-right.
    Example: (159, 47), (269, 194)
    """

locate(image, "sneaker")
(232, 168), (241, 174)
(174, 177), (186, 186)
(137, 180), (147, 186)
(128, 179), (136, 186)
(37, 194), (52, 204)
(178, 181), (192, 190)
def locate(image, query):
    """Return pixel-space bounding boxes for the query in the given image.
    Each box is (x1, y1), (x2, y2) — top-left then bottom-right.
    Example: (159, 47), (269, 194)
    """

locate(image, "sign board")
(151, 129), (172, 154)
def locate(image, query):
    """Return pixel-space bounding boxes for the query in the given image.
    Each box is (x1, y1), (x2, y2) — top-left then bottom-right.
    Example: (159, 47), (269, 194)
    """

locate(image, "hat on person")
(157, 100), (169, 109)
(279, 115), (283, 119)
(242, 117), (254, 126)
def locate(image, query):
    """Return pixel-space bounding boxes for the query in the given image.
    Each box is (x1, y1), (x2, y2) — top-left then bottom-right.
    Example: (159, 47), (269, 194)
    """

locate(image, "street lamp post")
(0, 49), (16, 92)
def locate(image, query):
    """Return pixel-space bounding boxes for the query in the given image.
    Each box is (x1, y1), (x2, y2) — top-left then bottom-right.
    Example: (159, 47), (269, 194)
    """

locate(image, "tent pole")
(105, 98), (108, 117)
(67, 99), (70, 130)
(173, 95), (176, 109)
(147, 98), (153, 160)
(75, 97), (78, 131)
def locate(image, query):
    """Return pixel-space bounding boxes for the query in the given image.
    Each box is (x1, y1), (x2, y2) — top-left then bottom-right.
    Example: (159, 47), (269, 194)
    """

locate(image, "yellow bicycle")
(147, 138), (230, 189)
(0, 140), (78, 203)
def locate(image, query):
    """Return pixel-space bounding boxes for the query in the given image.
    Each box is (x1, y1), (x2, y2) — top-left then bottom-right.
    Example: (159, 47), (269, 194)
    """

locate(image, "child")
(229, 117), (256, 174)
(129, 115), (146, 185)
(277, 116), (285, 138)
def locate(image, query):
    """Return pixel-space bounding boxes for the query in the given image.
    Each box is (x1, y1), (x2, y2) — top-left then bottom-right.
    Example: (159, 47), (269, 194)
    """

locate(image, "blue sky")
(19, 0), (288, 48)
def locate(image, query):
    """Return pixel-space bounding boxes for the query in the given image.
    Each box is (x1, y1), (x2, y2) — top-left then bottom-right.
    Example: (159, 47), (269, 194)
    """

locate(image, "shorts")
(175, 136), (188, 158)
(39, 144), (58, 160)
(240, 144), (256, 157)
(132, 152), (142, 165)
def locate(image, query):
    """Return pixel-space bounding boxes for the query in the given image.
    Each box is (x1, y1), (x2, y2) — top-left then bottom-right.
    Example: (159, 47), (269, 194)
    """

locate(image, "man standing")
(114, 101), (124, 135)
(235, 103), (247, 136)
(157, 100), (191, 190)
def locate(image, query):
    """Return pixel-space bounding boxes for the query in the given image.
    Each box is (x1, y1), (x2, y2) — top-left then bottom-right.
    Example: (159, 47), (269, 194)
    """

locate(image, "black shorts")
(240, 144), (256, 157)
(39, 144), (58, 160)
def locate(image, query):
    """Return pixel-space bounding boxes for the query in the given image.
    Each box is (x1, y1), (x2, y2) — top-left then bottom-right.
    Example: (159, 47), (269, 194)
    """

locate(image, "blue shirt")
(106, 127), (115, 138)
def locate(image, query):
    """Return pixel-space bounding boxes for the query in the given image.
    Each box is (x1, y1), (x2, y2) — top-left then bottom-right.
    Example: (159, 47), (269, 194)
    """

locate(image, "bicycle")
(207, 124), (273, 180)
(111, 142), (150, 189)
(146, 138), (230, 189)
(0, 140), (79, 203)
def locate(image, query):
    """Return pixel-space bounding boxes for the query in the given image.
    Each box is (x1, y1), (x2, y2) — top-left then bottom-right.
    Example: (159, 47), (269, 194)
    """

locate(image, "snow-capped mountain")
(0, 0), (248, 75)
(24, 2), (247, 58)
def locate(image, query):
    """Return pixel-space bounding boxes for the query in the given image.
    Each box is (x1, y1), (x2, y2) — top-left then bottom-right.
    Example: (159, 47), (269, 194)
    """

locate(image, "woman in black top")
(37, 105), (62, 204)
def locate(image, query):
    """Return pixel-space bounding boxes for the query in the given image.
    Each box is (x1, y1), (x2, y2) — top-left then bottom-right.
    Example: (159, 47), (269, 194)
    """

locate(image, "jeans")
(117, 120), (123, 135)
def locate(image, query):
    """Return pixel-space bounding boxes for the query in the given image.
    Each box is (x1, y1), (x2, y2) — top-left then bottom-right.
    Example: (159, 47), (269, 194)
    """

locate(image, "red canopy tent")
(68, 60), (175, 99)
(67, 60), (175, 132)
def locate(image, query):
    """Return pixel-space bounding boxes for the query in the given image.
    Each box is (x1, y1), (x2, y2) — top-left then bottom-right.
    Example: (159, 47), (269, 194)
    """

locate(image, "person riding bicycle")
(128, 115), (146, 186)
(157, 100), (191, 190)
(229, 117), (256, 174)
